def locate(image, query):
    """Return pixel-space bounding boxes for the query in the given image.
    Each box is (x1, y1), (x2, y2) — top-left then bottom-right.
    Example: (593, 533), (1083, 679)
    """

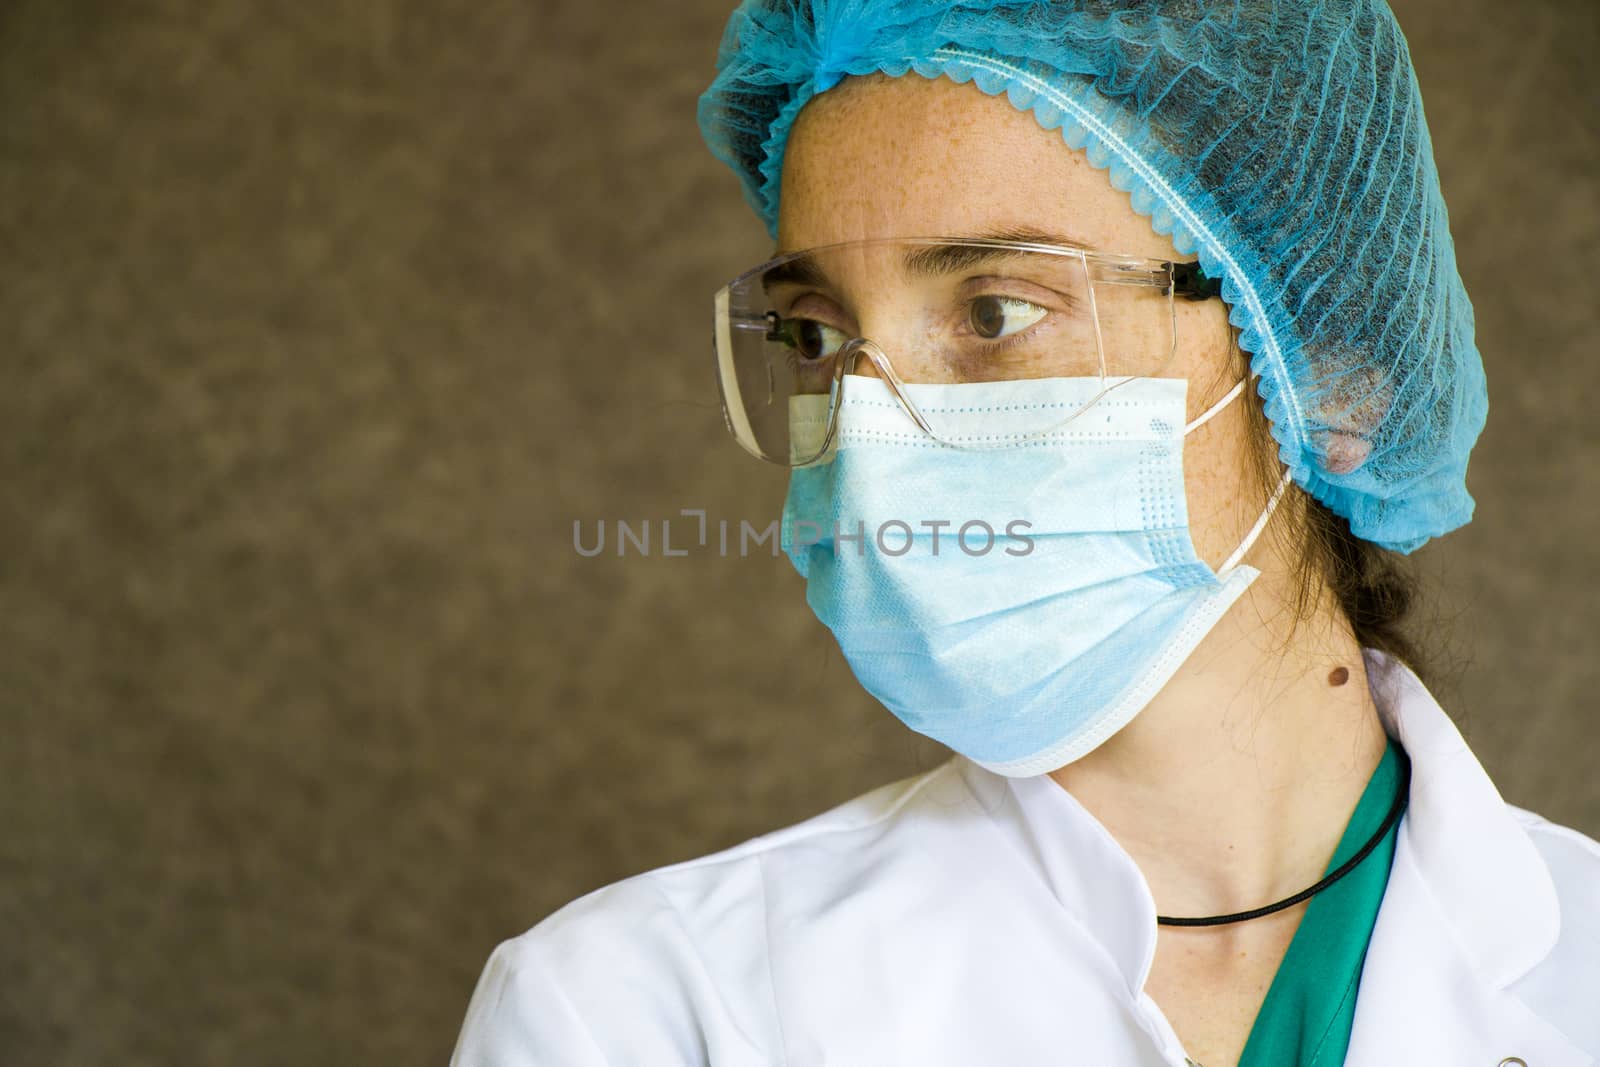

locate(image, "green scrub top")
(1236, 736), (1409, 1067)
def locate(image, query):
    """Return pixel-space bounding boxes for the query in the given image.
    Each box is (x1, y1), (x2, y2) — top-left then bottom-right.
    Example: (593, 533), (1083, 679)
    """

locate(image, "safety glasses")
(712, 236), (1222, 466)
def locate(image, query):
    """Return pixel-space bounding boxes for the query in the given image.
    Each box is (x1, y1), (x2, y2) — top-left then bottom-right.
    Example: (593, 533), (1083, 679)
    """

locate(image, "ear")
(1300, 345), (1390, 477)
(1313, 431), (1372, 476)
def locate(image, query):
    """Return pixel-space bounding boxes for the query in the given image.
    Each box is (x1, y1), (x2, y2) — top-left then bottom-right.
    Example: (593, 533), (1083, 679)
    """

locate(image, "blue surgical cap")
(697, 0), (1488, 553)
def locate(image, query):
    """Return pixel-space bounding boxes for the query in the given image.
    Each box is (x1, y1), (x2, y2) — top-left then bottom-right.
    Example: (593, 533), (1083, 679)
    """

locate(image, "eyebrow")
(763, 227), (1094, 292)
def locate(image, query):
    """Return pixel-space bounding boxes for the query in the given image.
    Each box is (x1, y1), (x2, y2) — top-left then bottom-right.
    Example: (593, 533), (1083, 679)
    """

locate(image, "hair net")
(698, 0), (1488, 553)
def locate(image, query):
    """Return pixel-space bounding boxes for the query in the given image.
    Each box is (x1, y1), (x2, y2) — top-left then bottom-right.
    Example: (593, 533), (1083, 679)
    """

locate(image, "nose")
(834, 336), (940, 440)
(839, 327), (959, 384)
(837, 336), (895, 382)
(843, 347), (886, 382)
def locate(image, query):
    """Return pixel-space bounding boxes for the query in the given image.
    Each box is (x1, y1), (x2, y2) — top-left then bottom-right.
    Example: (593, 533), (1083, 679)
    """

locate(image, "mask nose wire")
(1181, 372), (1295, 575)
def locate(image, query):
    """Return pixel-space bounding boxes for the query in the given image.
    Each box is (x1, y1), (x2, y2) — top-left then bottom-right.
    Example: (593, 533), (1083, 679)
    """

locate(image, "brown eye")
(796, 319), (826, 360)
(970, 295), (1005, 338)
(969, 295), (1048, 340)
(782, 318), (847, 361)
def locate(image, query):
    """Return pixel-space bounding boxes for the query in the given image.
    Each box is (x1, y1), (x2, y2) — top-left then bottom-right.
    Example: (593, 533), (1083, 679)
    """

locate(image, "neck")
(1047, 571), (1390, 925)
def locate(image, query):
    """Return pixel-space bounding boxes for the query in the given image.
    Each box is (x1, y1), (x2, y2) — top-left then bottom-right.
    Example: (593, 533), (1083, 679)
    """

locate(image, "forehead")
(776, 73), (1178, 262)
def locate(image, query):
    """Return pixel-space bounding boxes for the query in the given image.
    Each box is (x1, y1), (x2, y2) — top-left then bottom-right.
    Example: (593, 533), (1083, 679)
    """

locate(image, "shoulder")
(532, 754), (975, 947)
(451, 757), (976, 1066)
(1507, 803), (1600, 905)
(535, 753), (973, 941)
(1504, 805), (1600, 1050)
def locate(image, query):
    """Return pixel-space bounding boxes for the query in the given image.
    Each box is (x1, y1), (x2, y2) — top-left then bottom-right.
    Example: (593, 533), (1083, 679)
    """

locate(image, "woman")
(453, 2), (1599, 1064)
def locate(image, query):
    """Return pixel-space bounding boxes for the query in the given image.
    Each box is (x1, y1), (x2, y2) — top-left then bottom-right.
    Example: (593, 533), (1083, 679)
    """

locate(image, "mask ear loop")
(1219, 466), (1294, 575)
(1180, 372), (1296, 576)
(1184, 377), (1247, 435)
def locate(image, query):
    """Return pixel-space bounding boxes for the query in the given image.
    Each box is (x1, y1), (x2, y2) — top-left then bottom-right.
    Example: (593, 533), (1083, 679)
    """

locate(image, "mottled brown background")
(2, 0), (1596, 1063)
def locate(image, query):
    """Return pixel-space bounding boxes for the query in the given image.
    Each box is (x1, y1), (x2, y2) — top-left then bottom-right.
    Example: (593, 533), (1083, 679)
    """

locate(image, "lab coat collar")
(1360, 647), (1560, 989)
(957, 742), (1161, 998)
(1344, 650), (1585, 1065)
(947, 729), (1164, 998)
(955, 648), (1579, 1061)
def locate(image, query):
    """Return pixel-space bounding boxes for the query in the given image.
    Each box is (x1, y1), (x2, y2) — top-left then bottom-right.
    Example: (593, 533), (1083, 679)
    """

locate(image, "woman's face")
(776, 72), (1281, 578)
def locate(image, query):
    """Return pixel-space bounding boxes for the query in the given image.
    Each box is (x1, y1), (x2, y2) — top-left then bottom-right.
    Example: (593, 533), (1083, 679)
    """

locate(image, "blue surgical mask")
(780, 374), (1288, 778)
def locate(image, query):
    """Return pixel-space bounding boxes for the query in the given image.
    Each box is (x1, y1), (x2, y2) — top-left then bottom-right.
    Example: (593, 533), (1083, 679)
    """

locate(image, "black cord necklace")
(1155, 752), (1411, 927)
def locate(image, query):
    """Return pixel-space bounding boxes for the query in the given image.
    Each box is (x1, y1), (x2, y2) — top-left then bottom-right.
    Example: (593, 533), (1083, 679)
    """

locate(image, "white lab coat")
(452, 650), (1600, 1065)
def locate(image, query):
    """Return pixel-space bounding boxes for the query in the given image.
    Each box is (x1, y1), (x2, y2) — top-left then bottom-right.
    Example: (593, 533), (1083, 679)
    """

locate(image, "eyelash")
(782, 295), (1053, 358)
(963, 320), (1040, 354)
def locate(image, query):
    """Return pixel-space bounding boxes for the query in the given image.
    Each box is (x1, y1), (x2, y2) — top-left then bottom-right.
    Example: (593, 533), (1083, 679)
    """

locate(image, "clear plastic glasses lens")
(713, 238), (1184, 466)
